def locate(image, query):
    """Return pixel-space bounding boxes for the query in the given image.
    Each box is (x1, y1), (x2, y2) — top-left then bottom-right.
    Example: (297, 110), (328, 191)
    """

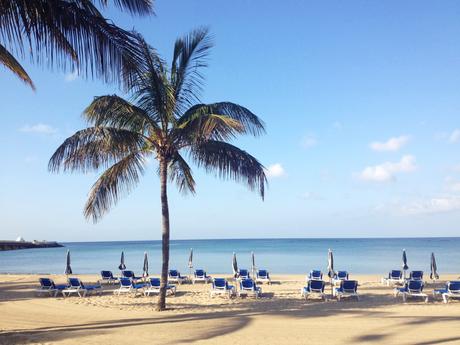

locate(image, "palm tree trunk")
(157, 158), (170, 311)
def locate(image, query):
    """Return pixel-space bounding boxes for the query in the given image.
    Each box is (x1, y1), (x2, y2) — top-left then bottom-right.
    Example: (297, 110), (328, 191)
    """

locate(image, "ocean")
(0, 237), (459, 275)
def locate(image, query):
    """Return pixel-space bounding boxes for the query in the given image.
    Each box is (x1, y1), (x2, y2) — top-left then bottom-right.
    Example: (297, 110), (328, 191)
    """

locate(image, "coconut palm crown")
(49, 28), (267, 310)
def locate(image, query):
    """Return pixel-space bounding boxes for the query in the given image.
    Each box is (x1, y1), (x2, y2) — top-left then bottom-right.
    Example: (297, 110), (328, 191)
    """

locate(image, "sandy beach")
(1, 274), (460, 344)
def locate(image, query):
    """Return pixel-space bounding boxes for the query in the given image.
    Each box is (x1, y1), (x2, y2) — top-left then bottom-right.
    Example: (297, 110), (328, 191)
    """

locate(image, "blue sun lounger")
(144, 278), (176, 296)
(408, 270), (424, 281)
(239, 278), (262, 298)
(122, 270), (142, 281)
(382, 270), (404, 286)
(193, 269), (211, 284)
(335, 280), (359, 301)
(433, 281), (460, 303)
(35, 278), (68, 297)
(62, 277), (102, 297)
(114, 277), (146, 295)
(332, 271), (348, 285)
(238, 269), (250, 279)
(210, 278), (236, 298)
(99, 270), (119, 285)
(394, 280), (428, 302)
(301, 279), (326, 301)
(307, 270), (323, 281)
(168, 270), (187, 284)
(255, 269), (271, 284)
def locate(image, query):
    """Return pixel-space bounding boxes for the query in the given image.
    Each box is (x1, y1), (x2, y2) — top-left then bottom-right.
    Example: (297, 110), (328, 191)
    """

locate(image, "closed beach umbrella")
(188, 248), (193, 269)
(118, 251), (126, 271)
(232, 252), (238, 278)
(430, 252), (439, 281)
(142, 252), (149, 278)
(251, 252), (256, 278)
(327, 249), (334, 278)
(327, 249), (334, 294)
(402, 249), (408, 279)
(65, 250), (72, 275)
(188, 248), (193, 277)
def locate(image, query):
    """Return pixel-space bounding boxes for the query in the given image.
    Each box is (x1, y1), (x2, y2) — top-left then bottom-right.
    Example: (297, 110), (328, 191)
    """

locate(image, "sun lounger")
(122, 270), (142, 281)
(255, 269), (271, 284)
(394, 280), (428, 302)
(238, 269), (250, 279)
(408, 270), (424, 281)
(35, 278), (68, 297)
(256, 270), (272, 285)
(210, 278), (236, 298)
(238, 278), (262, 298)
(301, 279), (326, 300)
(99, 270), (119, 285)
(332, 271), (349, 285)
(168, 270), (188, 284)
(433, 281), (460, 303)
(144, 278), (176, 296)
(307, 270), (323, 281)
(335, 280), (359, 301)
(192, 269), (211, 284)
(114, 277), (146, 295)
(382, 270), (404, 286)
(62, 277), (102, 297)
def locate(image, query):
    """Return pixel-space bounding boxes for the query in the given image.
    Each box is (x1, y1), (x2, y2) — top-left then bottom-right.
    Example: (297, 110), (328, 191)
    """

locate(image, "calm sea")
(0, 238), (459, 275)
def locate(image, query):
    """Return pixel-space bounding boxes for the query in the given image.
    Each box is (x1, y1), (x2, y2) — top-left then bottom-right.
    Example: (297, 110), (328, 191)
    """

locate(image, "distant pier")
(0, 240), (63, 251)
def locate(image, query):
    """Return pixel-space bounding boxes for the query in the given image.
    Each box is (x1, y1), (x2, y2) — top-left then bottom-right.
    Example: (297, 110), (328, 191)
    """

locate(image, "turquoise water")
(0, 238), (459, 275)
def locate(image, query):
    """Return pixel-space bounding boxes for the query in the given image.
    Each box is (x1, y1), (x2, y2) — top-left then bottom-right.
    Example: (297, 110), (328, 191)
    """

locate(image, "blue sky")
(1, 1), (460, 241)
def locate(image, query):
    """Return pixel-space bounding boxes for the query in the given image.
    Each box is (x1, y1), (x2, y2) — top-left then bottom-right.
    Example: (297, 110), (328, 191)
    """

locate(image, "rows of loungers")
(35, 268), (460, 304)
(383, 269), (460, 303)
(301, 270), (359, 301)
(35, 277), (102, 297)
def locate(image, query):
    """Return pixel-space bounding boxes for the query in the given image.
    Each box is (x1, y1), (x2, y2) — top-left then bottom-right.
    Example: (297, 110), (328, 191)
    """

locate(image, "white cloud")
(449, 129), (460, 143)
(358, 155), (416, 182)
(370, 135), (410, 152)
(265, 163), (285, 178)
(64, 69), (79, 82)
(401, 196), (460, 215)
(302, 191), (324, 200)
(445, 177), (460, 192)
(24, 156), (38, 163)
(300, 134), (317, 149)
(19, 123), (57, 135)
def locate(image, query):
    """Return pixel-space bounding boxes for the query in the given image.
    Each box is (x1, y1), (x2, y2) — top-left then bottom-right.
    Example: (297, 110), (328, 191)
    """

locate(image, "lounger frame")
(255, 270), (271, 285)
(210, 278), (236, 298)
(238, 279), (262, 298)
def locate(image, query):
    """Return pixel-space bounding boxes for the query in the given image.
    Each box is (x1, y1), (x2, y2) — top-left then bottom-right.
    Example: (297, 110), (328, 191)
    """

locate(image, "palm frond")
(130, 36), (174, 129)
(84, 95), (160, 136)
(173, 113), (244, 145)
(171, 27), (213, 115)
(177, 103), (265, 137)
(0, 43), (35, 90)
(96, 0), (154, 15)
(168, 153), (196, 194)
(190, 140), (267, 199)
(84, 151), (146, 222)
(0, 0), (146, 88)
(49, 127), (148, 173)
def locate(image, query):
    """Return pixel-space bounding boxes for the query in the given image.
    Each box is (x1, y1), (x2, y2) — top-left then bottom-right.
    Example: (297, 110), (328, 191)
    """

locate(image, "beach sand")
(1, 274), (460, 344)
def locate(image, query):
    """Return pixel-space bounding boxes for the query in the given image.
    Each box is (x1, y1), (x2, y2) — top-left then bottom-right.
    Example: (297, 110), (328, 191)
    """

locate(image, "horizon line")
(59, 235), (460, 244)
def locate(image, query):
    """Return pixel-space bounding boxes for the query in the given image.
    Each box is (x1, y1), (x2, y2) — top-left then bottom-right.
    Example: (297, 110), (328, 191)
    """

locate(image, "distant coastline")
(0, 240), (63, 251)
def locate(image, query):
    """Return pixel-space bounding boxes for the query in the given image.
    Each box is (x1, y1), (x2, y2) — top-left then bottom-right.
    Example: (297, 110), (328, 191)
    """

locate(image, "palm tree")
(49, 28), (267, 311)
(0, 0), (153, 90)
